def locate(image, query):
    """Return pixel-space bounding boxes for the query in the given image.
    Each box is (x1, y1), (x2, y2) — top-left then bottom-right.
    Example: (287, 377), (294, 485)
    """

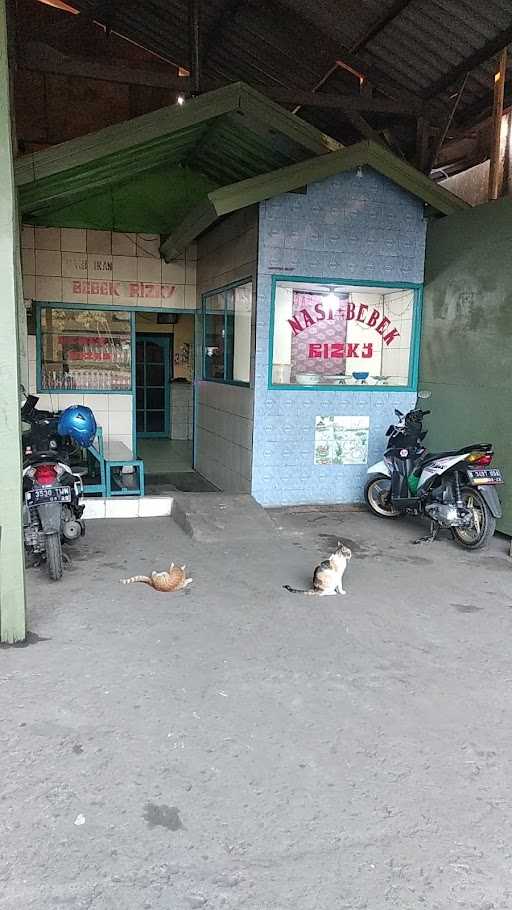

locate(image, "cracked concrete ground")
(1, 505), (511, 910)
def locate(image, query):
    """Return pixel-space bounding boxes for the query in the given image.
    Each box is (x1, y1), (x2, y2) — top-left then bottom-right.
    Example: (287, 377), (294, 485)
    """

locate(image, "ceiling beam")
(18, 40), (190, 89)
(243, 0), (432, 114)
(426, 21), (512, 98)
(266, 87), (416, 116)
(350, 0), (414, 53)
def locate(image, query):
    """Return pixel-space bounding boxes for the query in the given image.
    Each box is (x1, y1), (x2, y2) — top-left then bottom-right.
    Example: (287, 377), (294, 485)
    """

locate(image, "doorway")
(136, 334), (171, 437)
(135, 313), (198, 485)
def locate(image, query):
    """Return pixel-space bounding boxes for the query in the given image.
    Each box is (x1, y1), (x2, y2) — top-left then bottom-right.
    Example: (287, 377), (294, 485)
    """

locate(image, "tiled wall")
(195, 208), (258, 491)
(195, 382), (253, 492)
(22, 226), (197, 450)
(21, 226), (196, 309)
(252, 168), (426, 506)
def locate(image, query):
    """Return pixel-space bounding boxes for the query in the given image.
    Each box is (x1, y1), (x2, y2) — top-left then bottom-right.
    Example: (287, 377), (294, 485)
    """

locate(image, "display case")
(39, 307), (132, 391)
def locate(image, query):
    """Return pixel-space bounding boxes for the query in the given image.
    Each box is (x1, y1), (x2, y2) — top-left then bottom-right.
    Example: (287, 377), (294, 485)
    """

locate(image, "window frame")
(37, 302), (135, 394)
(268, 275), (423, 393)
(201, 278), (253, 388)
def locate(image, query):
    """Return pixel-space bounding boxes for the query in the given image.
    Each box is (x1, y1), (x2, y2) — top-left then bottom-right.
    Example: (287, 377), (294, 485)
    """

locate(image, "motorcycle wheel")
(451, 486), (496, 550)
(364, 474), (400, 518)
(46, 532), (63, 580)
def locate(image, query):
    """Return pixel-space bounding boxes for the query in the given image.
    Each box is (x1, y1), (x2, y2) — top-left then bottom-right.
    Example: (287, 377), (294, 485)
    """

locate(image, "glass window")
(270, 279), (418, 389)
(40, 307), (132, 391)
(202, 281), (252, 385)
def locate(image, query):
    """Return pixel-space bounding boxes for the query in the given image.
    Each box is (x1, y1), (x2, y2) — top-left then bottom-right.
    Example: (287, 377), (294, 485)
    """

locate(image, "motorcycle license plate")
(25, 486), (71, 506)
(467, 468), (503, 485)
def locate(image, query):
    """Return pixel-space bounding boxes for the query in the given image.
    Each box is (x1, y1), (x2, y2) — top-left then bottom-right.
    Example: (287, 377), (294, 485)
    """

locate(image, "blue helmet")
(58, 405), (97, 448)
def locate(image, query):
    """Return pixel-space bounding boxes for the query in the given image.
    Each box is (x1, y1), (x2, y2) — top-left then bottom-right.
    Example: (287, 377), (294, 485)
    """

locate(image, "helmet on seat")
(58, 405), (97, 448)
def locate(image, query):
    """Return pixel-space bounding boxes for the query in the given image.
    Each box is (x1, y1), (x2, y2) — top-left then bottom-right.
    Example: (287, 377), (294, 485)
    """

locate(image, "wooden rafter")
(18, 40), (190, 88)
(426, 22), (512, 98)
(489, 49), (507, 201)
(267, 88), (416, 116)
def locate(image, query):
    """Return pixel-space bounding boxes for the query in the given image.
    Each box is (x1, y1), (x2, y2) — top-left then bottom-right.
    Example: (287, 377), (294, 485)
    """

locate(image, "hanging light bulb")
(176, 95), (185, 106)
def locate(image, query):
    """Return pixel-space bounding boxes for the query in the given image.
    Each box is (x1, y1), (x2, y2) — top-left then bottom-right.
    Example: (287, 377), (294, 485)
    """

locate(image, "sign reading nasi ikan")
(61, 254), (177, 300)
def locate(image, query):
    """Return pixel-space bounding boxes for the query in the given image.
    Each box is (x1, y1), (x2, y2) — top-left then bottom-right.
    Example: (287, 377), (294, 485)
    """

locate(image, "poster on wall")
(314, 416), (370, 465)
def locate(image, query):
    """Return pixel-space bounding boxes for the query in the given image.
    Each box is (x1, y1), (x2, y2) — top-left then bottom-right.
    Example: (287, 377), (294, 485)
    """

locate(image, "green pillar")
(0, 0), (26, 643)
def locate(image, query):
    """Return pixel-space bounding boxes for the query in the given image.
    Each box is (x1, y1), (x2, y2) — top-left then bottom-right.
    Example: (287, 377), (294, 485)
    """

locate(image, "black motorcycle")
(365, 407), (503, 549)
(21, 393), (85, 580)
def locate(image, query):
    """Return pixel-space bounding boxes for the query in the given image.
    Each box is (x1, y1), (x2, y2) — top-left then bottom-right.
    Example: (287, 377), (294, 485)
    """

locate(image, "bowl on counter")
(352, 371), (369, 382)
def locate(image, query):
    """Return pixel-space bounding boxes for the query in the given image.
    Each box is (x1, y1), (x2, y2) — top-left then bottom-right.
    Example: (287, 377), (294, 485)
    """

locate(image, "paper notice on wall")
(314, 416), (370, 465)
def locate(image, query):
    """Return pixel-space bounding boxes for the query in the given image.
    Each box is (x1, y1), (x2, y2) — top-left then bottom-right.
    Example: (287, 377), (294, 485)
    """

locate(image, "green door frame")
(136, 333), (172, 438)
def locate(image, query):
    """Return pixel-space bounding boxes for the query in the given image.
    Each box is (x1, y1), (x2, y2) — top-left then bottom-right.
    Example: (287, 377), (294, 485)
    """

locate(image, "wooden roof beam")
(426, 20), (512, 98)
(18, 40), (190, 89)
(266, 88), (416, 116)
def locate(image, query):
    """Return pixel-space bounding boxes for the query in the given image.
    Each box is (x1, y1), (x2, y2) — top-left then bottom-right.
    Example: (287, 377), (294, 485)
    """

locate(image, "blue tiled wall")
(251, 167), (426, 507)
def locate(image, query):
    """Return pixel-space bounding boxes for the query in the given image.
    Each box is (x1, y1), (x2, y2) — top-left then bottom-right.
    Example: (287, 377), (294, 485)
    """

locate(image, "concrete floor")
(2, 506), (512, 909)
(137, 439), (193, 474)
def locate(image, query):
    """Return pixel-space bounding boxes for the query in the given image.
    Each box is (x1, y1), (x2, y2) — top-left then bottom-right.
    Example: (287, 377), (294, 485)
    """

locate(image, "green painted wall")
(420, 197), (512, 535)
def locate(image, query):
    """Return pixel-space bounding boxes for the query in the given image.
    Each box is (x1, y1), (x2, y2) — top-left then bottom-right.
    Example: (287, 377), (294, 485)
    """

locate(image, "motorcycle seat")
(416, 443), (492, 469)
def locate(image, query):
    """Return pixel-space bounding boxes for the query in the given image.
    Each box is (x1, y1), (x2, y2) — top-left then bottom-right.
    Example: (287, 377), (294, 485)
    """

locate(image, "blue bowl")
(352, 371), (369, 381)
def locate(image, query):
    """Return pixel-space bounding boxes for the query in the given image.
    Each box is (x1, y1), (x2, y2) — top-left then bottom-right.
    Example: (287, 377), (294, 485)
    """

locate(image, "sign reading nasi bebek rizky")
(288, 291), (400, 374)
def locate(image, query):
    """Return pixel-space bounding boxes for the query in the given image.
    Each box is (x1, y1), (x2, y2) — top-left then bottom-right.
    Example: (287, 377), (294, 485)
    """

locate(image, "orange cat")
(120, 562), (192, 592)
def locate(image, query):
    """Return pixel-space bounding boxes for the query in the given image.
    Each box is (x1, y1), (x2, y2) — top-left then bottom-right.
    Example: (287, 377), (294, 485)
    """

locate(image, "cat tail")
(283, 584), (317, 595)
(120, 575), (153, 586)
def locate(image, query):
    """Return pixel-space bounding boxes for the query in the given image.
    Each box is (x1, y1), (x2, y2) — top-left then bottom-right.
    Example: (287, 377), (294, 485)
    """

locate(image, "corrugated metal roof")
(62, 0), (512, 148)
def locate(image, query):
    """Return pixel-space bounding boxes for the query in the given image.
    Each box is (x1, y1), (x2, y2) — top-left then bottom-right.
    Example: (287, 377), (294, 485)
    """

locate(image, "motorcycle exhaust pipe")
(62, 519), (82, 541)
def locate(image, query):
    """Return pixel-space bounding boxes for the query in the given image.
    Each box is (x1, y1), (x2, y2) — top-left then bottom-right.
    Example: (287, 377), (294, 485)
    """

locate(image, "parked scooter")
(365, 407), (503, 549)
(20, 391), (95, 579)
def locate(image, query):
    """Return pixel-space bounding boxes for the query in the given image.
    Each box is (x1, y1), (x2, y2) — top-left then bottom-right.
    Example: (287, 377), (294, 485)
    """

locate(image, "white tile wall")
(61, 229), (86, 253)
(35, 249), (62, 277)
(86, 230), (112, 254)
(113, 256), (138, 281)
(23, 227), (197, 310)
(135, 234), (160, 257)
(35, 276), (62, 301)
(162, 258), (185, 284)
(137, 256), (161, 283)
(35, 227), (60, 250)
(112, 232), (137, 256)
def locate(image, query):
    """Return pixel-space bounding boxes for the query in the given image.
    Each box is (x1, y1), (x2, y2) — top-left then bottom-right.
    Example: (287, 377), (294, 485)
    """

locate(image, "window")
(270, 278), (420, 390)
(39, 306), (132, 391)
(202, 281), (252, 385)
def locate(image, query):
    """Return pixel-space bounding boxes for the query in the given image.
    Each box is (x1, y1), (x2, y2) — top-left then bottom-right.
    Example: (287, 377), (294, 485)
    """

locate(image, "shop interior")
(271, 281), (415, 388)
(134, 311), (194, 480)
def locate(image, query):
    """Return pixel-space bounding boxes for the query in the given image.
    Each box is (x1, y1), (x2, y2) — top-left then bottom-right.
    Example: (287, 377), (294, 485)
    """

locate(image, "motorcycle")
(21, 391), (85, 580)
(365, 407), (503, 549)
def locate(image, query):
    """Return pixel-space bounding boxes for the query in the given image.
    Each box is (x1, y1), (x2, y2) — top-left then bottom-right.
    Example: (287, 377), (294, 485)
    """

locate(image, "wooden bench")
(85, 428), (145, 497)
